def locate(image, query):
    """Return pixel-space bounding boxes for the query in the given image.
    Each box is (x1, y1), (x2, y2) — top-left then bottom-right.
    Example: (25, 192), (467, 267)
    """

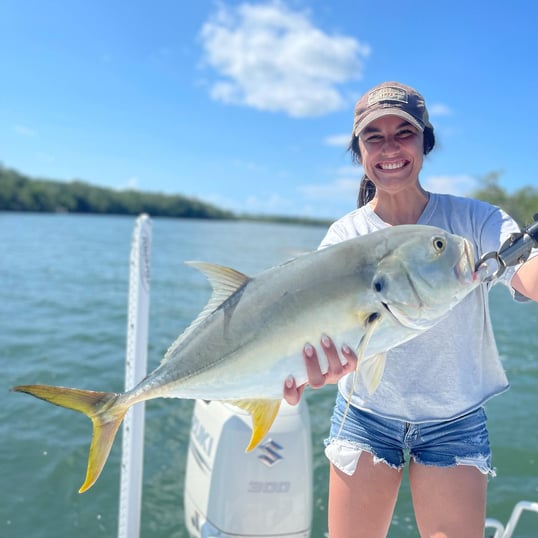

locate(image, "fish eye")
(373, 277), (385, 293)
(433, 237), (446, 252)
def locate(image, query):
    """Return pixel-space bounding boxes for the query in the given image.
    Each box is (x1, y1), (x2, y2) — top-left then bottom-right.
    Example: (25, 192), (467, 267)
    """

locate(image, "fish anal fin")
(228, 398), (282, 452)
(12, 384), (128, 493)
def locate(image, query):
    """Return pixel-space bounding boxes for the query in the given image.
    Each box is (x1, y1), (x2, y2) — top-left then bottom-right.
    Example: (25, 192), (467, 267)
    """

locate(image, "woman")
(283, 81), (538, 538)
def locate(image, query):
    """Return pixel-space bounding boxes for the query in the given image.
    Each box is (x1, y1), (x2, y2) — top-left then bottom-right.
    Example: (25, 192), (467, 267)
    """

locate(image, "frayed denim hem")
(324, 438), (405, 476)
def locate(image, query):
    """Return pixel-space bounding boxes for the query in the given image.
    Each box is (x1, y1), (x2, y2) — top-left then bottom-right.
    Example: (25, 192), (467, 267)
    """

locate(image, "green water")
(2, 213), (537, 537)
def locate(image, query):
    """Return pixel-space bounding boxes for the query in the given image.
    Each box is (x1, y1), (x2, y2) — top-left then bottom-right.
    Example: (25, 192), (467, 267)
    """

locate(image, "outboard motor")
(184, 399), (312, 538)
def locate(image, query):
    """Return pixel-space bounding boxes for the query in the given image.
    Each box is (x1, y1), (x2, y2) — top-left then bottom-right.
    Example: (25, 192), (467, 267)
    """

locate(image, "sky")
(1, 0), (537, 220)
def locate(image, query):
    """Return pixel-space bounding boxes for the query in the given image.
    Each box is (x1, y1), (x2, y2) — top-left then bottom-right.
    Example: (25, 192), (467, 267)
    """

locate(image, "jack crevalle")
(13, 224), (479, 493)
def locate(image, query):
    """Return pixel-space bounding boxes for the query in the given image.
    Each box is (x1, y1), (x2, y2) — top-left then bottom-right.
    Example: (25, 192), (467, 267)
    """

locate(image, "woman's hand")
(283, 335), (358, 405)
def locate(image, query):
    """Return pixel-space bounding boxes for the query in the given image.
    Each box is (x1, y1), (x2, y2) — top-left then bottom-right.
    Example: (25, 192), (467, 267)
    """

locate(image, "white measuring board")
(118, 214), (152, 538)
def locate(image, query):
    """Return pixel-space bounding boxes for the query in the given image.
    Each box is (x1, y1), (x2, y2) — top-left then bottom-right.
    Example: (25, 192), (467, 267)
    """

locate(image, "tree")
(470, 171), (538, 226)
(0, 165), (235, 220)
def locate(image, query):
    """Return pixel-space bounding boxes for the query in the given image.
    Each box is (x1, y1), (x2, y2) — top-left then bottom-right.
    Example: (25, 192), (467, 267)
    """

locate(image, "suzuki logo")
(257, 439), (284, 467)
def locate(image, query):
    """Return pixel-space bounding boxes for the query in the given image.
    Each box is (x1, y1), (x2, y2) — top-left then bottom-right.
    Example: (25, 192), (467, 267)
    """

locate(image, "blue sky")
(1, 0), (536, 219)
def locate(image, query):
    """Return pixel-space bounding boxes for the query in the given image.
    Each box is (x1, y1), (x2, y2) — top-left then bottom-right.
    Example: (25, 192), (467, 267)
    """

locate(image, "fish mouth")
(379, 267), (427, 330)
(380, 301), (429, 331)
(381, 301), (398, 321)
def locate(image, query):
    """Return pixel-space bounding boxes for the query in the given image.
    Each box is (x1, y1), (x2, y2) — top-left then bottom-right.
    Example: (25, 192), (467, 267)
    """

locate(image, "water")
(1, 213), (537, 537)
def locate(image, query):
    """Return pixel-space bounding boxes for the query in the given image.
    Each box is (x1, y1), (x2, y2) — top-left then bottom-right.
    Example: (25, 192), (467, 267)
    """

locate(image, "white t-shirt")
(321, 192), (529, 422)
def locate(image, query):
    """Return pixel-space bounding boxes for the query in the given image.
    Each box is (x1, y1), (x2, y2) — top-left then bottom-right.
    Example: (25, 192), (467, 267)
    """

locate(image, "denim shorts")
(324, 392), (494, 477)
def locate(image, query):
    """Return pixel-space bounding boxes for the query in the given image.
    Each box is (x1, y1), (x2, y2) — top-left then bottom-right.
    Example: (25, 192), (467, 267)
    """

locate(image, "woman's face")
(358, 115), (424, 196)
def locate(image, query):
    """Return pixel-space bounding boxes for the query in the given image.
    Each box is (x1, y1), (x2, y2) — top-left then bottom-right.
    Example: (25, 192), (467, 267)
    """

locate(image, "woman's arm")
(283, 336), (358, 404)
(511, 255), (538, 301)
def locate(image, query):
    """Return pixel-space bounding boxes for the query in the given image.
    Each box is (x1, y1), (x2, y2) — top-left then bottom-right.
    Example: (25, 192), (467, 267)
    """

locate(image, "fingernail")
(285, 375), (294, 389)
(304, 343), (314, 357)
(321, 334), (331, 348)
(341, 344), (351, 354)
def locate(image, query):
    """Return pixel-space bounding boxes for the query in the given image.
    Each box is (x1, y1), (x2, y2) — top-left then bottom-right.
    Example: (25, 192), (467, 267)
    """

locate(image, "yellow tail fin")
(12, 384), (128, 493)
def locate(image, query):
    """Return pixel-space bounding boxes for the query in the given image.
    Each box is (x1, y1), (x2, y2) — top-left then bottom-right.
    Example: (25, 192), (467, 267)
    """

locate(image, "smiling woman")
(357, 115), (426, 220)
(283, 80), (538, 538)
(350, 82), (436, 219)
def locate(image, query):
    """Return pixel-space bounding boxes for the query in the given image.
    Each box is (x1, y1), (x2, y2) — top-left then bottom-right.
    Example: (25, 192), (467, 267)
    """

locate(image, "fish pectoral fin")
(337, 312), (385, 437)
(360, 353), (387, 394)
(228, 398), (282, 452)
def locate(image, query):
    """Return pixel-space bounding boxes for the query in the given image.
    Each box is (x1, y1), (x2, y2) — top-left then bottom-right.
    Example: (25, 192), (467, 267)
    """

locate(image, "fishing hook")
(476, 213), (538, 282)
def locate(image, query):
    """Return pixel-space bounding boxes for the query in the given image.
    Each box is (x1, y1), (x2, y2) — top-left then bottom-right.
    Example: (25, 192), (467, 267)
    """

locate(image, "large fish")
(13, 224), (479, 493)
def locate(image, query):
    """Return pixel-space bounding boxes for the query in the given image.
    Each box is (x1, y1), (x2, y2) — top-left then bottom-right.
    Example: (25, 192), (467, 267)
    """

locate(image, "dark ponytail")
(357, 176), (376, 207)
(349, 125), (436, 208)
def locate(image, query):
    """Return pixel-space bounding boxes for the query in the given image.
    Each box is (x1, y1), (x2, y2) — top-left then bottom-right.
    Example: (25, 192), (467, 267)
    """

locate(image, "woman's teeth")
(379, 161), (405, 170)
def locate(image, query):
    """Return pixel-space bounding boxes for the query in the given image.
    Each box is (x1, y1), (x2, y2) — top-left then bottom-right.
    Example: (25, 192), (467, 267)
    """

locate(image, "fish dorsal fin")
(186, 261), (250, 306)
(228, 398), (282, 451)
(162, 262), (250, 363)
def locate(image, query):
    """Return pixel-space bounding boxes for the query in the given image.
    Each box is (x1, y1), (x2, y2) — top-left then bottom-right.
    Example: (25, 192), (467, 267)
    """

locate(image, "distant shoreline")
(0, 165), (332, 227)
(2, 165), (536, 227)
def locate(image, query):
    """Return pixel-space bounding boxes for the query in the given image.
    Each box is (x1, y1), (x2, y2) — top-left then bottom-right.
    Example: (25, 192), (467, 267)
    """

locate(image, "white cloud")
(126, 176), (139, 189)
(116, 176), (140, 190)
(14, 124), (37, 137)
(299, 177), (358, 201)
(324, 134), (351, 147)
(35, 152), (55, 163)
(231, 158), (265, 171)
(199, 1), (370, 117)
(423, 174), (477, 196)
(205, 190), (295, 215)
(299, 163), (361, 202)
(429, 103), (452, 117)
(204, 169), (362, 219)
(244, 192), (294, 212)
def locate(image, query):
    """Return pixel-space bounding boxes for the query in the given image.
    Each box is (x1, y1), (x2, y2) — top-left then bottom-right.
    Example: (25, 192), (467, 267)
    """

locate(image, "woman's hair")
(350, 126), (436, 207)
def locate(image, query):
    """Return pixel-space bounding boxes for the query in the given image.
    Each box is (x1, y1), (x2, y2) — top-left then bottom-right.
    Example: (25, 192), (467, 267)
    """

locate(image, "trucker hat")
(353, 81), (433, 137)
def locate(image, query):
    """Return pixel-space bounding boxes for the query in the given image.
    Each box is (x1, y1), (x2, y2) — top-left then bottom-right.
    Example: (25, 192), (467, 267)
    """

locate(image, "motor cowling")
(184, 399), (312, 538)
